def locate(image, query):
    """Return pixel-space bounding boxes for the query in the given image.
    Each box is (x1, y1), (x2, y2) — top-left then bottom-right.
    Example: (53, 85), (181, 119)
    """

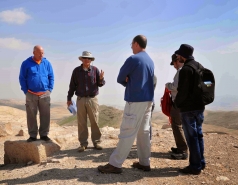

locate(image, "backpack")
(161, 87), (172, 117)
(186, 62), (215, 106)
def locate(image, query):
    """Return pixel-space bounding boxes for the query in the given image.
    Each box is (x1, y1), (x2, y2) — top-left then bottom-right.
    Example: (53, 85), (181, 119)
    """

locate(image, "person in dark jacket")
(174, 44), (205, 175)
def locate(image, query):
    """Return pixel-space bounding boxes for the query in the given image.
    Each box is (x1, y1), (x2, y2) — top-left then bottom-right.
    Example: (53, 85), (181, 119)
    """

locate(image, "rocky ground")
(0, 105), (238, 185)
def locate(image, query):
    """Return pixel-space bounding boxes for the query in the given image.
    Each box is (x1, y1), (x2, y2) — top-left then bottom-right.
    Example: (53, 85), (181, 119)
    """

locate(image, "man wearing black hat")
(165, 54), (187, 160)
(174, 44), (205, 175)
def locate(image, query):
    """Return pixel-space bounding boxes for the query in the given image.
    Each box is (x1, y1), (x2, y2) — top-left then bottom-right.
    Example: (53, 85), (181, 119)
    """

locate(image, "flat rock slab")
(4, 140), (61, 164)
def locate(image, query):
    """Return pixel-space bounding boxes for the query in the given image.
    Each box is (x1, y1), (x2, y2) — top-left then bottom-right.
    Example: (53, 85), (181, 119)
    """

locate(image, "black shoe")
(179, 166), (201, 175)
(27, 137), (37, 142)
(202, 165), (206, 170)
(132, 162), (151, 171)
(98, 163), (122, 174)
(171, 153), (188, 160)
(171, 147), (179, 154)
(40, 136), (51, 141)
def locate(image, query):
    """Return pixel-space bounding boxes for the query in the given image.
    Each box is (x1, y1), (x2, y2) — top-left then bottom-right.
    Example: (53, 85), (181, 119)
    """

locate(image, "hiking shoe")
(78, 146), (87, 152)
(171, 147), (179, 153)
(171, 153), (188, 160)
(98, 163), (122, 174)
(94, 143), (103, 150)
(40, 136), (51, 141)
(27, 137), (37, 142)
(179, 166), (201, 175)
(132, 162), (151, 171)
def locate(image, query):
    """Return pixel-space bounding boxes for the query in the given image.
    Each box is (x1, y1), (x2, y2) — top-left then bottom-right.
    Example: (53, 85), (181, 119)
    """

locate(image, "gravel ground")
(1, 123), (238, 185)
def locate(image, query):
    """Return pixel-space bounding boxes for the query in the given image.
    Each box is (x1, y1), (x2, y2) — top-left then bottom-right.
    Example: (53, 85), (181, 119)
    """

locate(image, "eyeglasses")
(82, 57), (92, 60)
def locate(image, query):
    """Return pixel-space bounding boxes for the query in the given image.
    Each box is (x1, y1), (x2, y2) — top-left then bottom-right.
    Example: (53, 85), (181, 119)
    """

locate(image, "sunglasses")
(82, 57), (92, 60)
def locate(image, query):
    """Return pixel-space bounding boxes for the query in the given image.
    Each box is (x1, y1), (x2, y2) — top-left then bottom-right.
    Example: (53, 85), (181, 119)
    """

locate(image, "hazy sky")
(0, 0), (237, 110)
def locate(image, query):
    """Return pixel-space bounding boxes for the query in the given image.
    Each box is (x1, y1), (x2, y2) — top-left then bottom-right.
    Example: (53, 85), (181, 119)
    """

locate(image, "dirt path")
(1, 123), (238, 185)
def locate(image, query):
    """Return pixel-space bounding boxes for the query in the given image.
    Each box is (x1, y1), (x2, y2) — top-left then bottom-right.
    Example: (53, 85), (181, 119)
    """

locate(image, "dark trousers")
(170, 104), (188, 153)
(180, 110), (205, 171)
(25, 92), (51, 138)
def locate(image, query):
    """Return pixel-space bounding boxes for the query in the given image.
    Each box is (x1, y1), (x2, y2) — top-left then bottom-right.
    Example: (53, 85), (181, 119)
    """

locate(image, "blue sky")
(0, 0), (238, 110)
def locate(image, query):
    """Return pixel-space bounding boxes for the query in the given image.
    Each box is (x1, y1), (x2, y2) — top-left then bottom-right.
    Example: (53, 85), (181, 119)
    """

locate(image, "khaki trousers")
(25, 92), (51, 138)
(170, 104), (188, 153)
(76, 96), (101, 147)
(109, 101), (152, 168)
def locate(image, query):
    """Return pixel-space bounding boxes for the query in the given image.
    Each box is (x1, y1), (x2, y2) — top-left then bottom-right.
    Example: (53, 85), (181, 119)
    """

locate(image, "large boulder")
(4, 140), (61, 164)
(0, 122), (12, 137)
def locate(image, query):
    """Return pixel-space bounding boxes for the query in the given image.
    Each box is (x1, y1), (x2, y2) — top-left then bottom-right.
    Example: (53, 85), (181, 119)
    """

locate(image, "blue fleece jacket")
(117, 51), (154, 102)
(19, 57), (54, 94)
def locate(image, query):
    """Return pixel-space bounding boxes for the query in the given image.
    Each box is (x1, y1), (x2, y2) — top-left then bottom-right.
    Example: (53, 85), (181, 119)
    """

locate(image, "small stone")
(16, 129), (24, 136)
(50, 159), (61, 163)
(216, 176), (229, 181)
(27, 161), (33, 165)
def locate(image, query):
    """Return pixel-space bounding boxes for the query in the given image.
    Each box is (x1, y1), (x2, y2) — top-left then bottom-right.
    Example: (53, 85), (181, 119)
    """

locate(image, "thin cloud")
(218, 41), (238, 54)
(0, 37), (32, 50)
(0, 8), (31, 25)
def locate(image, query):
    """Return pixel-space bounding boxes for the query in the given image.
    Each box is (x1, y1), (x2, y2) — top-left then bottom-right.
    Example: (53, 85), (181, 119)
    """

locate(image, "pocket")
(29, 67), (37, 74)
(121, 114), (137, 130)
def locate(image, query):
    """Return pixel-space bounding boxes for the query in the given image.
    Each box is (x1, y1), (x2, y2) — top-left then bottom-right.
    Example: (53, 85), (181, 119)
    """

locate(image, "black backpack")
(186, 62), (215, 106)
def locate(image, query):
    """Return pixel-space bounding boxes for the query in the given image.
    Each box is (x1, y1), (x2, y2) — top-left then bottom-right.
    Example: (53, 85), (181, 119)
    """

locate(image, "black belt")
(80, 95), (95, 98)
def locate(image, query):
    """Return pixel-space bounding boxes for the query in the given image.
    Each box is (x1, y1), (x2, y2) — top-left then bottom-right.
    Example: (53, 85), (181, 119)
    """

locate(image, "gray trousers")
(25, 92), (51, 138)
(76, 96), (101, 147)
(170, 103), (188, 153)
(109, 101), (152, 168)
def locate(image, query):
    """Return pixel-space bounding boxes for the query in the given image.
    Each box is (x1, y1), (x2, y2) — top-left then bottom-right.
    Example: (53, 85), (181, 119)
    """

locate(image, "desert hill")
(0, 99), (238, 184)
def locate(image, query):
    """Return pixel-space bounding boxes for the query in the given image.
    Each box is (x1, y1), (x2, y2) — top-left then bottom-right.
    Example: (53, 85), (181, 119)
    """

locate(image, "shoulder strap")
(185, 62), (200, 71)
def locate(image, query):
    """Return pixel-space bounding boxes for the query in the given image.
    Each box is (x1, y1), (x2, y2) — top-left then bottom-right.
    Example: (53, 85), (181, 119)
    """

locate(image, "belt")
(80, 95), (95, 98)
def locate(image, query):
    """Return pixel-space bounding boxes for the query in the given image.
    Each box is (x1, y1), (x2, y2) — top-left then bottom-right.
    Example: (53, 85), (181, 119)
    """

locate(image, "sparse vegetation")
(57, 105), (124, 128)
(57, 115), (77, 126)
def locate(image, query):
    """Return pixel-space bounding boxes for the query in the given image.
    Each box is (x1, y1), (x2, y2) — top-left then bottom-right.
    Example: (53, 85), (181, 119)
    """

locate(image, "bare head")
(131, 35), (147, 54)
(33, 45), (44, 61)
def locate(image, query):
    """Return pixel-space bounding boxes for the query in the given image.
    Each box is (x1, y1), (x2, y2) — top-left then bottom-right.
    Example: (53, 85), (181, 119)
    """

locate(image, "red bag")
(161, 88), (172, 117)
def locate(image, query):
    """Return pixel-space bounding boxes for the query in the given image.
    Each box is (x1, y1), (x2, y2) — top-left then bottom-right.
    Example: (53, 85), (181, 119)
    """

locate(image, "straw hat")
(78, 51), (95, 61)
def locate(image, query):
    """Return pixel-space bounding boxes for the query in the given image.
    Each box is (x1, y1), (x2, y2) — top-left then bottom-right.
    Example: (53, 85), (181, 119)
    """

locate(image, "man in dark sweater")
(174, 44), (205, 175)
(67, 51), (105, 152)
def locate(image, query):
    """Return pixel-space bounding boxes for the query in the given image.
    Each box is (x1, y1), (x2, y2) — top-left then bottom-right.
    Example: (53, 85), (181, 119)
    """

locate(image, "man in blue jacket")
(19, 45), (54, 142)
(98, 35), (154, 173)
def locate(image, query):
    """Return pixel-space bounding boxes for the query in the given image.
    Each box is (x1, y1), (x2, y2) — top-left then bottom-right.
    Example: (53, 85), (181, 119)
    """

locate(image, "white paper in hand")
(68, 100), (77, 115)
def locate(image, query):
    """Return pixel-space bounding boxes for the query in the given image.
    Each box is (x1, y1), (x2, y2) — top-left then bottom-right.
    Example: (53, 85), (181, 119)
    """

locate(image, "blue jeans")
(180, 110), (205, 171)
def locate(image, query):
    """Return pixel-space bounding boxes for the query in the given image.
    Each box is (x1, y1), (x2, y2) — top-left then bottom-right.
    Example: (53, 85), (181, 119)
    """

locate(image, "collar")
(184, 57), (195, 64)
(32, 56), (43, 64)
(80, 64), (91, 71)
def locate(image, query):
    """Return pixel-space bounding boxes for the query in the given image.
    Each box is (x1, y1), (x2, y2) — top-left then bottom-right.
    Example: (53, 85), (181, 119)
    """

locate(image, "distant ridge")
(1, 99), (238, 131)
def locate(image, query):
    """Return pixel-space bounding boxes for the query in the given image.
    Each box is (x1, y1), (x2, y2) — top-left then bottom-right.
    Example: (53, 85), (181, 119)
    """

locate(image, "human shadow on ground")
(48, 145), (173, 163)
(0, 166), (180, 185)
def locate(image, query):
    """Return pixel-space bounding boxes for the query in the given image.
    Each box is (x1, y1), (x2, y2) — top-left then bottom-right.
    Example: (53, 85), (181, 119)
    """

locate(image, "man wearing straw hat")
(67, 51), (105, 152)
